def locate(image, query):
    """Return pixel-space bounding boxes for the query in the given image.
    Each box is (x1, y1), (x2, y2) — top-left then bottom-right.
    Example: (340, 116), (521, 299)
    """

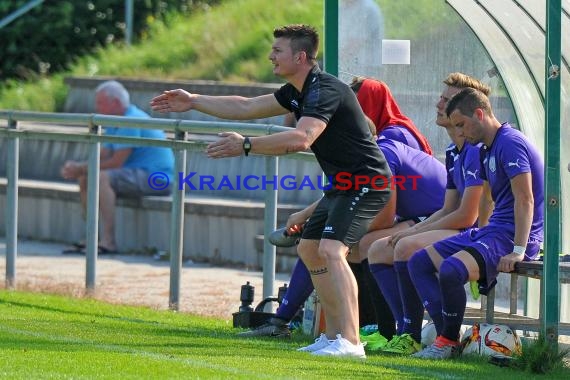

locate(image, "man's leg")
(408, 246), (446, 333)
(78, 174), (88, 219)
(349, 240), (396, 335)
(348, 260), (376, 327)
(276, 259), (314, 321)
(297, 188), (389, 357)
(298, 238), (357, 342)
(367, 233), (423, 355)
(413, 251), (479, 360)
(410, 230), (485, 359)
(393, 230), (459, 339)
(322, 239), (359, 342)
(99, 171), (117, 251)
(438, 252), (479, 341)
(357, 226), (399, 340)
(367, 237), (403, 334)
(361, 258), (396, 340)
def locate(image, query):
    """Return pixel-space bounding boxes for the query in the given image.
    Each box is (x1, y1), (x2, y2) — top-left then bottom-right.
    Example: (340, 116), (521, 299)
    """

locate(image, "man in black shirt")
(150, 24), (391, 358)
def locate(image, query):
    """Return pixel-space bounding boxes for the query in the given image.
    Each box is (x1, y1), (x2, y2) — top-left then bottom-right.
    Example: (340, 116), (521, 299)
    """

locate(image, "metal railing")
(0, 0), (44, 30)
(0, 110), (314, 310)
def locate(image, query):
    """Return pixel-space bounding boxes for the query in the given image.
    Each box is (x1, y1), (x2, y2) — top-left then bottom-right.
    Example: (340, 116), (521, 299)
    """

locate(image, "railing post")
(543, 0), (562, 346)
(262, 156), (278, 307)
(169, 129), (187, 310)
(125, 0), (133, 46)
(0, 0), (44, 30)
(324, 0), (339, 77)
(5, 117), (19, 289)
(85, 120), (101, 292)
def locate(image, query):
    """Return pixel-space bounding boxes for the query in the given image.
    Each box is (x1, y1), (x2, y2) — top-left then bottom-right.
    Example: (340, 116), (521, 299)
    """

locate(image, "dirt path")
(0, 240), (290, 319)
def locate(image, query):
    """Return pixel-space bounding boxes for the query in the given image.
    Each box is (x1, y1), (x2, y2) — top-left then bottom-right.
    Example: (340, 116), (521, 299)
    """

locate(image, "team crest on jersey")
(488, 156), (496, 173)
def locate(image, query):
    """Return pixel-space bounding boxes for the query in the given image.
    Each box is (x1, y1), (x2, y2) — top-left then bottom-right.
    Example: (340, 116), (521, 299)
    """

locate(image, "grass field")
(1, 290), (568, 379)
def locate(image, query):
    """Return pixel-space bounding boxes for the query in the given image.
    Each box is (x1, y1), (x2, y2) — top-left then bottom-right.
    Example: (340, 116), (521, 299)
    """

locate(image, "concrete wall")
(0, 179), (303, 272)
(62, 76), (286, 124)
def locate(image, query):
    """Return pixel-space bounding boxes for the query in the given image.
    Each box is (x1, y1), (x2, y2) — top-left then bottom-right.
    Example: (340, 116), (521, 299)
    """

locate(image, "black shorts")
(395, 215), (430, 224)
(302, 188), (391, 247)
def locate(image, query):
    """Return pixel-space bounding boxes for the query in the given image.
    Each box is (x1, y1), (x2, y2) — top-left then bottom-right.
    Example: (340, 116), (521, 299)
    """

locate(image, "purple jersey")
(377, 139), (446, 220)
(445, 142), (484, 197)
(481, 123), (544, 242)
(379, 125), (422, 152)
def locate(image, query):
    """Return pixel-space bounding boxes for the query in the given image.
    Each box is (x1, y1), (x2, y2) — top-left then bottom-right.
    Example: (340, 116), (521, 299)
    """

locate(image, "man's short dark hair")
(273, 24), (319, 61)
(446, 87), (492, 118)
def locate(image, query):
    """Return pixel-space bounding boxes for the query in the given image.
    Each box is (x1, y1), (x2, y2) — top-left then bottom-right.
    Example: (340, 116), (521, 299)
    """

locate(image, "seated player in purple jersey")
(410, 88), (544, 360)
(354, 138), (447, 353)
(366, 73), (491, 355)
(348, 76), (433, 337)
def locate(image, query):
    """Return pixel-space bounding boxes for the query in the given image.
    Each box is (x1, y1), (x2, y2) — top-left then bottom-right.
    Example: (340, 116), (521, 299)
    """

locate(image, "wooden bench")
(463, 260), (570, 334)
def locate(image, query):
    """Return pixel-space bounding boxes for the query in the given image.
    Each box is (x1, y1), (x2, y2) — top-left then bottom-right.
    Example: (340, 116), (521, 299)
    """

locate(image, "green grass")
(0, 0), (323, 111)
(1, 290), (568, 379)
(0, 0), (463, 112)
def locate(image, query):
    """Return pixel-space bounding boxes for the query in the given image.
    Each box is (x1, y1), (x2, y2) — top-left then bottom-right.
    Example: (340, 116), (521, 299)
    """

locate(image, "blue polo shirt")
(102, 105), (174, 178)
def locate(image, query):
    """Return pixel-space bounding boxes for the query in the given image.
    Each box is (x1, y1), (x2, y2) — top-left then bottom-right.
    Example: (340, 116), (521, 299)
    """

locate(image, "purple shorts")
(433, 226), (541, 294)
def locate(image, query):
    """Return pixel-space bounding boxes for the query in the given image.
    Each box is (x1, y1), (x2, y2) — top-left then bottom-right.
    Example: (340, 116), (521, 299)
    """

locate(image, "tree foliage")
(0, 0), (219, 81)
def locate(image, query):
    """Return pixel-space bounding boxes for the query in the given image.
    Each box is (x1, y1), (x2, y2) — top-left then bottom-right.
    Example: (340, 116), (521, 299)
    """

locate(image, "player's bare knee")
(393, 237), (418, 261)
(297, 241), (323, 267)
(317, 246), (340, 262)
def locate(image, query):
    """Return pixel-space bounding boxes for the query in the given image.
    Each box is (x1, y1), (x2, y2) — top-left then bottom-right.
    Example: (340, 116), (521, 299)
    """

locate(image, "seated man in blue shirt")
(61, 80), (174, 254)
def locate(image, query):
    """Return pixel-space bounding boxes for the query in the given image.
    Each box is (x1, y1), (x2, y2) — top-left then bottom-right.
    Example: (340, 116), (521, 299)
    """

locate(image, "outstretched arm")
(206, 116), (326, 158)
(150, 90), (288, 120)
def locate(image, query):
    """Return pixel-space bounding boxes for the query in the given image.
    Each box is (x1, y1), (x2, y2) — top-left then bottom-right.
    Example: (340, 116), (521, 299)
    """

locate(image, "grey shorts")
(107, 168), (171, 197)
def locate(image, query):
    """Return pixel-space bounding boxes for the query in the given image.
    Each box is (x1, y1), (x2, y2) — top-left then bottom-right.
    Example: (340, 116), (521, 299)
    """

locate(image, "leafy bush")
(0, 0), (219, 81)
(512, 335), (570, 374)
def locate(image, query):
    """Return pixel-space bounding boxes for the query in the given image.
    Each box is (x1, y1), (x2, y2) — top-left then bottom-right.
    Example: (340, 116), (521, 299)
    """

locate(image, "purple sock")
(394, 261), (423, 343)
(362, 259), (396, 339)
(439, 256), (468, 341)
(408, 249), (443, 334)
(275, 259), (314, 321)
(369, 263), (404, 335)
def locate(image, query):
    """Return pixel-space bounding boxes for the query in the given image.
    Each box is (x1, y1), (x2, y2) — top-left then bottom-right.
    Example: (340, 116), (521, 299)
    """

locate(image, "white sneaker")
(312, 334), (366, 358)
(297, 333), (333, 352)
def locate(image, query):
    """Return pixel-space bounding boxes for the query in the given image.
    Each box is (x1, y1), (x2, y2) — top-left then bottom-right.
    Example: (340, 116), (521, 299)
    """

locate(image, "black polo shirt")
(274, 66), (391, 191)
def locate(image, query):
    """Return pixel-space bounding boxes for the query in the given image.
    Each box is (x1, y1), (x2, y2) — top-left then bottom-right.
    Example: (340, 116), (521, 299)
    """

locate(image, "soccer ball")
(461, 323), (522, 358)
(421, 321), (437, 347)
(421, 322), (467, 348)
(461, 323), (483, 355)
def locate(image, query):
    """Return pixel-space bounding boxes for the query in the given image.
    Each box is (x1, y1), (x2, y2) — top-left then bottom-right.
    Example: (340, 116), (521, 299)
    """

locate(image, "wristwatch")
(243, 137), (252, 156)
